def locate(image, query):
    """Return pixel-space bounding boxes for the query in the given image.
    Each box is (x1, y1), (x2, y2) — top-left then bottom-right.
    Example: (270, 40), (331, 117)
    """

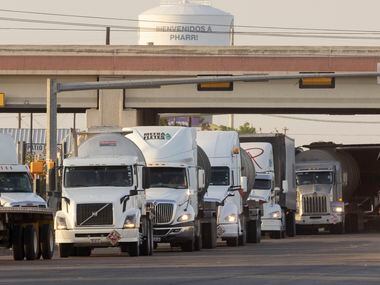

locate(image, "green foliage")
(237, 122), (256, 134)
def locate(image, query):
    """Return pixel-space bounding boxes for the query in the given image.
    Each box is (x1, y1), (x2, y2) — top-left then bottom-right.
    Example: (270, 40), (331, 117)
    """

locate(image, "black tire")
(194, 221), (202, 251)
(127, 242), (140, 257)
(331, 222), (345, 234)
(201, 219), (217, 249)
(12, 225), (24, 261)
(270, 231), (282, 239)
(40, 224), (54, 260)
(238, 217), (247, 246)
(75, 247), (92, 256)
(286, 211), (296, 237)
(226, 236), (238, 247)
(59, 243), (73, 258)
(140, 218), (153, 256)
(181, 239), (195, 252)
(246, 219), (261, 244)
(24, 225), (39, 260)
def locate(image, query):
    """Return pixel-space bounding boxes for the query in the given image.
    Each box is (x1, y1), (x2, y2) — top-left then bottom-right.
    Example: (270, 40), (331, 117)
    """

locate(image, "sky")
(1, 0), (380, 146)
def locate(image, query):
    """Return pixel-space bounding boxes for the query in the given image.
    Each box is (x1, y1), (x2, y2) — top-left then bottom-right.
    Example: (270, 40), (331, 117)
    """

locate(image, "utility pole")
(46, 79), (58, 210)
(29, 113), (33, 158)
(18, 113), (22, 129)
(106, 27), (111, 45)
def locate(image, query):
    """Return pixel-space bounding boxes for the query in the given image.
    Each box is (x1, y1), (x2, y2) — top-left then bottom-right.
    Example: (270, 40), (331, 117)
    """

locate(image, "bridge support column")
(86, 89), (159, 128)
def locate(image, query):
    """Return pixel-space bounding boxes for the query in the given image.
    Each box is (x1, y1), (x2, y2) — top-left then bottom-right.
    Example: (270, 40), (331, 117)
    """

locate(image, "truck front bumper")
(153, 223), (194, 243)
(217, 223), (239, 239)
(296, 213), (343, 226)
(55, 228), (139, 247)
(261, 218), (282, 232)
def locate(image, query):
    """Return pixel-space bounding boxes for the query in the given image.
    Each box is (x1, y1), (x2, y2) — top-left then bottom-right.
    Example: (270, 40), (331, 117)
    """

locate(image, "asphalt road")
(0, 234), (379, 285)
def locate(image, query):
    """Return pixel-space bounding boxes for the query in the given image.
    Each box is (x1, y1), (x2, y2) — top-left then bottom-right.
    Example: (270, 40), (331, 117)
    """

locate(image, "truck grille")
(302, 195), (328, 214)
(76, 203), (113, 226)
(154, 203), (174, 224)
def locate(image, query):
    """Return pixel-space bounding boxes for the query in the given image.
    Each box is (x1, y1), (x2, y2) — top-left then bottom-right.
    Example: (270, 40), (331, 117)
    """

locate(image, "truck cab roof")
(64, 156), (139, 167)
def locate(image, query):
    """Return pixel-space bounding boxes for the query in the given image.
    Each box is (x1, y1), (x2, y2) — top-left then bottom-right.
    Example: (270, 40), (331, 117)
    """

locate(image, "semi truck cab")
(147, 163), (201, 249)
(295, 163), (345, 233)
(55, 132), (153, 257)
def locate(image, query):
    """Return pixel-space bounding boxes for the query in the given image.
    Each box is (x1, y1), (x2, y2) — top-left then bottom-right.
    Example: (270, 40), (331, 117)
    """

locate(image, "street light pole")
(46, 79), (58, 209)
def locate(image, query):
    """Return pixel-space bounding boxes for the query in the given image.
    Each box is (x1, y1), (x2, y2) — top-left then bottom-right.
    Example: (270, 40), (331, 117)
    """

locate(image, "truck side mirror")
(198, 169), (205, 189)
(240, 176), (248, 193)
(142, 167), (151, 189)
(282, 180), (289, 193)
(274, 187), (281, 194)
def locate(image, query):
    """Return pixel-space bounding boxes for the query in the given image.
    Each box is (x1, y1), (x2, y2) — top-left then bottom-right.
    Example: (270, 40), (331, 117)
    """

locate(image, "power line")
(263, 115), (380, 124)
(2, 17), (380, 41)
(2, 7), (380, 34)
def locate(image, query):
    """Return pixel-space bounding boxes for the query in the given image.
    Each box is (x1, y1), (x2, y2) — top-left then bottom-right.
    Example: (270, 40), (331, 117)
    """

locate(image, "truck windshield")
(149, 167), (187, 189)
(210, 167), (230, 186)
(64, 166), (133, 188)
(0, 172), (32, 193)
(254, 179), (271, 190)
(296, 172), (333, 186)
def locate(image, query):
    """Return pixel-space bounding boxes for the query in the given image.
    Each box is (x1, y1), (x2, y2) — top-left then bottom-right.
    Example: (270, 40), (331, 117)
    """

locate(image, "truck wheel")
(24, 225), (39, 260)
(181, 239), (195, 252)
(331, 222), (345, 234)
(127, 242), (140, 257)
(238, 217), (247, 246)
(140, 219), (153, 256)
(75, 247), (92, 256)
(201, 218), (217, 249)
(194, 221), (202, 251)
(286, 211), (296, 237)
(270, 231), (282, 239)
(59, 243), (73, 258)
(40, 224), (54, 260)
(247, 219), (261, 244)
(12, 225), (24, 261)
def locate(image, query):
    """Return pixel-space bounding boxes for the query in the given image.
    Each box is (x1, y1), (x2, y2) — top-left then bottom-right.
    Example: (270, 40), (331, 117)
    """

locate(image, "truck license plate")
(153, 236), (161, 242)
(90, 238), (102, 244)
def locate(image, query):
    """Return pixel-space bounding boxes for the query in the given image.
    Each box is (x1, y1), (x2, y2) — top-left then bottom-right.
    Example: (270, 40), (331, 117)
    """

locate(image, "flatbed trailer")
(0, 207), (54, 260)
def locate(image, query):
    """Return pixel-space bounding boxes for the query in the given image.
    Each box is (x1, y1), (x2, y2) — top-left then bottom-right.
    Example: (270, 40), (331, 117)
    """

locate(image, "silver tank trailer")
(296, 147), (360, 201)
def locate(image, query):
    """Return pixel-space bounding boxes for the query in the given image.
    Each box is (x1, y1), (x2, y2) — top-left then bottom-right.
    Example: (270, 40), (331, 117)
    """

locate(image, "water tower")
(138, 0), (234, 46)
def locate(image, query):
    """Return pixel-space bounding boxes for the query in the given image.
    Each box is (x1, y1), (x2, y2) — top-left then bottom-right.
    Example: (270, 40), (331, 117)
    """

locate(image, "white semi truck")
(241, 134), (297, 239)
(0, 134), (54, 260)
(55, 130), (153, 257)
(197, 131), (261, 246)
(127, 126), (218, 251)
(242, 142), (284, 238)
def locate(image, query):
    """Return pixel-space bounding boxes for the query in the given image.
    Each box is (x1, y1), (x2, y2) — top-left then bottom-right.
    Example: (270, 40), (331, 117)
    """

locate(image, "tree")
(237, 122), (256, 135)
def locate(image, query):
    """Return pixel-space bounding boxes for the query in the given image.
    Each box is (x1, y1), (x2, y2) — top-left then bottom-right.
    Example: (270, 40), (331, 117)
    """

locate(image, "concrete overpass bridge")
(1, 45), (380, 127)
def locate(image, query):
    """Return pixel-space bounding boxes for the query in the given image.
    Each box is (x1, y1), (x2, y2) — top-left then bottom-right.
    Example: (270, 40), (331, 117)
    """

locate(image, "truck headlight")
(123, 215), (137, 229)
(56, 216), (67, 230)
(333, 206), (344, 213)
(225, 214), (237, 223)
(270, 211), (281, 219)
(177, 213), (192, 222)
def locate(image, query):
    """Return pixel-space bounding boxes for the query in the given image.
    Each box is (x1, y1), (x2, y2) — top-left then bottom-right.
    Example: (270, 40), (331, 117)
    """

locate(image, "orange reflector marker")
(299, 77), (335, 89)
(0, 93), (5, 107)
(198, 81), (233, 91)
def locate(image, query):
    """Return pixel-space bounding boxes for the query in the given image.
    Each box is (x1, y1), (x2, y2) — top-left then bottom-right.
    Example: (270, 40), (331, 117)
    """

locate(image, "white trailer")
(241, 134), (297, 239)
(0, 134), (54, 260)
(197, 131), (261, 246)
(127, 126), (217, 251)
(55, 129), (153, 257)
